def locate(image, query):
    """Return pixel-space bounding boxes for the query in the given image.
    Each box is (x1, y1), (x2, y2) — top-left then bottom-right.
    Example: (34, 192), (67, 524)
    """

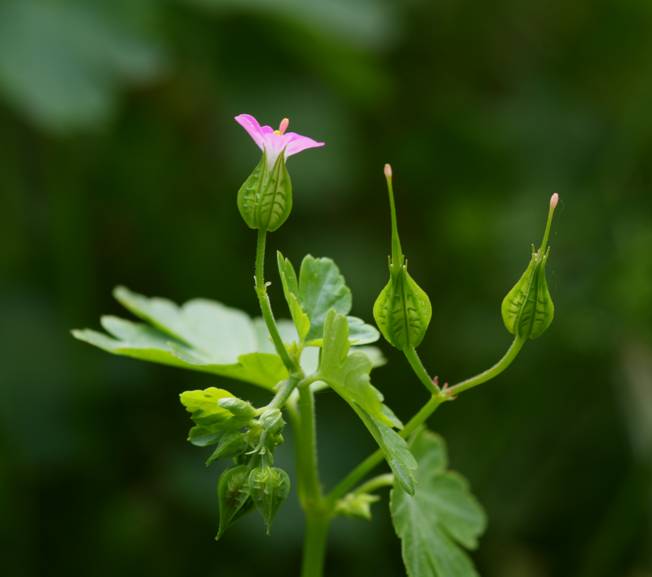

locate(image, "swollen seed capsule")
(237, 152), (293, 232)
(501, 193), (558, 340)
(248, 466), (291, 535)
(216, 465), (252, 540)
(373, 165), (432, 350)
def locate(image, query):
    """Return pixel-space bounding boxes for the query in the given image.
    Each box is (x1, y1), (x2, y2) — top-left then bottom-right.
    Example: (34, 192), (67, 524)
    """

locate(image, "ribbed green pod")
(237, 152), (293, 232)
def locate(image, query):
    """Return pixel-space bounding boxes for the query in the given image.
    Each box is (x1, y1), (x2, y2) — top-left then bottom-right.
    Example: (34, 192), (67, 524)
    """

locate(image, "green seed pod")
(248, 466), (291, 534)
(237, 152), (292, 232)
(216, 465), (253, 540)
(502, 193), (558, 340)
(373, 164), (432, 350)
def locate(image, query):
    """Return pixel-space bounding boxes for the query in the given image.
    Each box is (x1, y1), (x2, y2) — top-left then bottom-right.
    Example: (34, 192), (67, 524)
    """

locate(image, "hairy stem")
(295, 385), (330, 577)
(253, 230), (329, 575)
(446, 336), (524, 396)
(255, 229), (295, 372)
(404, 346), (440, 395)
(296, 385), (323, 508)
(301, 512), (330, 577)
(353, 473), (394, 495)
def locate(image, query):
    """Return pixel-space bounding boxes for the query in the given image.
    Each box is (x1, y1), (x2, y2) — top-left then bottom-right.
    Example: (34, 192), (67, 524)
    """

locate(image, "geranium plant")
(73, 114), (559, 577)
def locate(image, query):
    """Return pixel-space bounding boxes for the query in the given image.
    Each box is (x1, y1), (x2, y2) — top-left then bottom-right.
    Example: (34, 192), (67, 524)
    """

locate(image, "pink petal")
(284, 132), (325, 157)
(234, 114), (265, 150)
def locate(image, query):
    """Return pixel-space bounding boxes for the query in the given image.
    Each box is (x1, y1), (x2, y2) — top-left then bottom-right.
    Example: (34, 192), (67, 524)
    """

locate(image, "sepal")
(216, 465), (253, 540)
(248, 466), (291, 534)
(373, 164), (432, 350)
(237, 152), (293, 232)
(501, 193), (558, 340)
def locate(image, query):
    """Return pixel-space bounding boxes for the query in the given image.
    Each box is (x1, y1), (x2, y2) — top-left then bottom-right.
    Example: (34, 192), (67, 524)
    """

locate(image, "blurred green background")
(1, 0), (651, 576)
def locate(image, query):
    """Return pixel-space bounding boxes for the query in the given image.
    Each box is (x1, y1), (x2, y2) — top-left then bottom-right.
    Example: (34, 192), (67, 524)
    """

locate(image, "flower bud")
(502, 193), (558, 340)
(237, 152), (293, 232)
(248, 466), (291, 534)
(334, 492), (380, 520)
(373, 165), (432, 350)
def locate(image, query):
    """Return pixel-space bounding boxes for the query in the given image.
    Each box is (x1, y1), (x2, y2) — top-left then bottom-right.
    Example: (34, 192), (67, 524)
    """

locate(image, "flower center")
(274, 117), (290, 135)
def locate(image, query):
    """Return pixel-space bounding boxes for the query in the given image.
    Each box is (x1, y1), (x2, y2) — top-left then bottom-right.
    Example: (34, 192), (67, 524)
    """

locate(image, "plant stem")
(326, 336), (525, 503)
(255, 229), (295, 372)
(446, 336), (524, 396)
(404, 346), (440, 394)
(326, 394), (443, 504)
(301, 511), (330, 577)
(296, 385), (322, 508)
(295, 384), (331, 577)
(353, 473), (394, 495)
(252, 232), (329, 575)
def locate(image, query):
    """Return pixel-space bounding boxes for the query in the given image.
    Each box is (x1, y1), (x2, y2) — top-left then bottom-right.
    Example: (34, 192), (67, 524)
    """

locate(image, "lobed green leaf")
(390, 430), (487, 577)
(277, 253), (380, 346)
(319, 310), (417, 493)
(72, 287), (292, 389)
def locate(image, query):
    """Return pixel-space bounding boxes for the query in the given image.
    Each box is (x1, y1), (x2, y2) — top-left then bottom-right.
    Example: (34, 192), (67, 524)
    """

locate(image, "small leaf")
(277, 253), (311, 341)
(390, 430), (487, 577)
(298, 254), (351, 339)
(277, 253), (379, 346)
(319, 310), (417, 493)
(248, 466), (291, 534)
(216, 465), (253, 540)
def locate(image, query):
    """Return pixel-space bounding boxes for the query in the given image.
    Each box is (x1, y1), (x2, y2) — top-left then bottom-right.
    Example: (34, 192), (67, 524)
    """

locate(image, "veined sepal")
(501, 193), (558, 340)
(237, 151), (293, 232)
(373, 164), (432, 350)
(248, 465), (291, 534)
(501, 245), (554, 339)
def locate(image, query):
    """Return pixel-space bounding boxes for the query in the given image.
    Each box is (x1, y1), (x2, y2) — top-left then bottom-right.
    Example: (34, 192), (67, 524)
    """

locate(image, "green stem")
(267, 374), (319, 411)
(326, 394), (443, 504)
(539, 195), (558, 253)
(446, 336), (524, 396)
(266, 378), (296, 411)
(296, 385), (322, 508)
(301, 512), (330, 577)
(255, 229), (295, 372)
(404, 346), (440, 394)
(353, 473), (394, 495)
(384, 166), (403, 267)
(295, 385), (331, 577)
(326, 336), (525, 503)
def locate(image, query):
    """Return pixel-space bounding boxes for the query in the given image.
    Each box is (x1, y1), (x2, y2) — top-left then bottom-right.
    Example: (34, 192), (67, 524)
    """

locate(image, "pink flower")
(235, 114), (325, 168)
